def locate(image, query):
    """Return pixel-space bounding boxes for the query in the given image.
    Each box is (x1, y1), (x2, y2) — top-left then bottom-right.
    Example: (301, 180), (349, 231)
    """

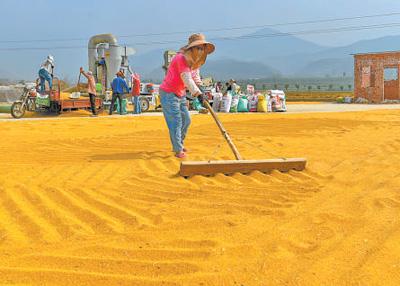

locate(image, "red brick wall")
(354, 52), (400, 103)
(384, 80), (399, 100)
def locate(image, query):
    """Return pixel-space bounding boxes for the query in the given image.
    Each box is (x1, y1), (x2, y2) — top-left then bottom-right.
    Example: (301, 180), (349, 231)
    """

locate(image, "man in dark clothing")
(110, 71), (129, 115)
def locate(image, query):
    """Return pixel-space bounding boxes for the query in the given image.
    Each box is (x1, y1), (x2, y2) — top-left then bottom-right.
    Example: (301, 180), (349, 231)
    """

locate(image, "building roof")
(352, 50), (400, 56)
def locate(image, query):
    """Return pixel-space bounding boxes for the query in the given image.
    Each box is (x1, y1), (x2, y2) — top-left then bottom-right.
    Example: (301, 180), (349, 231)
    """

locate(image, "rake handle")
(203, 100), (243, 160)
(77, 72), (82, 92)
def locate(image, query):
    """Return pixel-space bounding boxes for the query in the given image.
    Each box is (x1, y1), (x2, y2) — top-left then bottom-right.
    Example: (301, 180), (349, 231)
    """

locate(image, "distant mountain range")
(142, 59), (281, 81)
(132, 28), (400, 81)
(3, 27), (400, 82)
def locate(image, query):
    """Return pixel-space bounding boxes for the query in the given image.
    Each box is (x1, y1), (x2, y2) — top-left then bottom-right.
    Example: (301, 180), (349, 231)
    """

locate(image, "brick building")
(354, 51), (400, 103)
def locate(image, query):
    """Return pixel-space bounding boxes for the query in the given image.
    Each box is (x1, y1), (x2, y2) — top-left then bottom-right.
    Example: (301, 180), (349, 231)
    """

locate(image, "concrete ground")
(0, 103), (399, 121)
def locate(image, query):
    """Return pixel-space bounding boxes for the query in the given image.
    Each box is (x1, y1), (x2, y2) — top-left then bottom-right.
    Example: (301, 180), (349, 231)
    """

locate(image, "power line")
(216, 22), (400, 40)
(1, 21), (400, 51)
(1, 11), (400, 44)
(119, 11), (400, 38)
(129, 22), (400, 46)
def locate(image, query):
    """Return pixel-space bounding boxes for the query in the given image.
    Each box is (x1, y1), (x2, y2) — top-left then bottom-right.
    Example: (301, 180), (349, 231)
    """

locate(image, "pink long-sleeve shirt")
(160, 53), (201, 97)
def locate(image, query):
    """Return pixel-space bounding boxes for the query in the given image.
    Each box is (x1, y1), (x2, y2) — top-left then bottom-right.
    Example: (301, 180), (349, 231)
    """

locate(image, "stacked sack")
(230, 93), (239, 112)
(212, 92), (223, 112)
(257, 93), (268, 112)
(210, 89), (286, 113)
(219, 91), (232, 113)
(267, 91), (287, 112)
(247, 94), (259, 112)
(237, 96), (249, 112)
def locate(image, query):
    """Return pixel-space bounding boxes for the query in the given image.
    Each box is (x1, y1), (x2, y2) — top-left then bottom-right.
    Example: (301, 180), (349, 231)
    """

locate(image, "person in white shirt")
(38, 55), (54, 93)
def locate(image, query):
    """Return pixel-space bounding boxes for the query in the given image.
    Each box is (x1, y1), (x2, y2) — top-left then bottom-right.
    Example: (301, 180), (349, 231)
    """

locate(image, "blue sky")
(1, 0), (400, 79)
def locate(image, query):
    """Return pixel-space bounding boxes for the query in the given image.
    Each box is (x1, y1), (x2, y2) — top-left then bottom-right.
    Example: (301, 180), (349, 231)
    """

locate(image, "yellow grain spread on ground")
(0, 109), (399, 285)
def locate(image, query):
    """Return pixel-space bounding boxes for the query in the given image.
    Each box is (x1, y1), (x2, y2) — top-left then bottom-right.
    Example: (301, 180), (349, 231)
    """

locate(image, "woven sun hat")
(181, 33), (215, 54)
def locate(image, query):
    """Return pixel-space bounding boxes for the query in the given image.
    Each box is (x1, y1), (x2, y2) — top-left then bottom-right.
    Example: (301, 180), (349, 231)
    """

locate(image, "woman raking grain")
(159, 34), (215, 158)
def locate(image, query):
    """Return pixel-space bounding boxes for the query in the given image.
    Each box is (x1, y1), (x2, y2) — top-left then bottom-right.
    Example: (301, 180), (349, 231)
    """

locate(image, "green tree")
(340, 85), (344, 91)
(308, 85), (312, 91)
(328, 84), (333, 90)
(295, 84), (300, 91)
(274, 84), (278, 90)
(317, 85), (321, 90)
(284, 84), (289, 90)
(348, 84), (352, 90)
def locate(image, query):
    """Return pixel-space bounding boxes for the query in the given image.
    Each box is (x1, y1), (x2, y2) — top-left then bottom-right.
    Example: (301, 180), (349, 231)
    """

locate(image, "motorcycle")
(10, 83), (38, 119)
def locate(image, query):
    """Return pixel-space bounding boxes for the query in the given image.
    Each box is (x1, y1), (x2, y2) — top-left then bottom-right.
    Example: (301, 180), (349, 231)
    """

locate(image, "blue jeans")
(160, 89), (191, 153)
(132, 96), (141, 114)
(38, 68), (52, 93)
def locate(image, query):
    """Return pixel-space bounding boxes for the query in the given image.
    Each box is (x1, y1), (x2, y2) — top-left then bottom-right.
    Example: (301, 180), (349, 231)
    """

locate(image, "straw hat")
(181, 33), (215, 54)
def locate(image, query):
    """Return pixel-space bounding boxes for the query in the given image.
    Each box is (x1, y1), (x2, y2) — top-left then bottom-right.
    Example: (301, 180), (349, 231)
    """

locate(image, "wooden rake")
(179, 100), (306, 177)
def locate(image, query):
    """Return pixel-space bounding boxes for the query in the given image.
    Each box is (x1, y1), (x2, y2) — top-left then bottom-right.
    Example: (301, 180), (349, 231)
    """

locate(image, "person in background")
(231, 79), (240, 93)
(215, 81), (223, 93)
(80, 67), (98, 116)
(159, 33), (215, 158)
(110, 71), (129, 115)
(38, 55), (54, 93)
(225, 81), (231, 94)
(131, 72), (141, 114)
